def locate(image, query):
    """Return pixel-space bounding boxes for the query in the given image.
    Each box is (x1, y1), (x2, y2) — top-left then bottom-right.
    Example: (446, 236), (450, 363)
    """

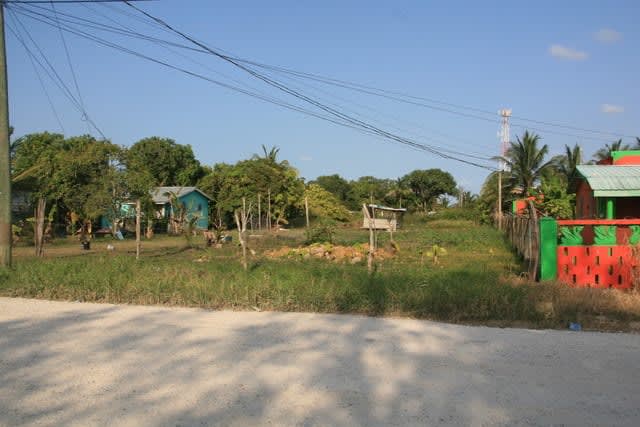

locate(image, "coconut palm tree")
(553, 143), (582, 193)
(592, 139), (630, 162)
(498, 131), (552, 195)
(259, 145), (280, 162)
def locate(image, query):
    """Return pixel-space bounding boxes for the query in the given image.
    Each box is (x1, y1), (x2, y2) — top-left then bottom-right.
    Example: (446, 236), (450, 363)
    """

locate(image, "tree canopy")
(126, 137), (204, 186)
(401, 169), (457, 212)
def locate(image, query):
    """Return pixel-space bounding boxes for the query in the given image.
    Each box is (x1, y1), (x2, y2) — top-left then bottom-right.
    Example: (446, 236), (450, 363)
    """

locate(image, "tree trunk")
(34, 197), (46, 257)
(305, 196), (310, 229)
(267, 189), (271, 231)
(258, 193), (261, 231)
(235, 211), (247, 271)
(136, 199), (141, 260)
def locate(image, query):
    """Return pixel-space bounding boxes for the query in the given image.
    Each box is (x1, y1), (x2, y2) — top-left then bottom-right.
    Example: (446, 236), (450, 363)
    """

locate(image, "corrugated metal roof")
(576, 165), (640, 197)
(151, 186), (212, 204)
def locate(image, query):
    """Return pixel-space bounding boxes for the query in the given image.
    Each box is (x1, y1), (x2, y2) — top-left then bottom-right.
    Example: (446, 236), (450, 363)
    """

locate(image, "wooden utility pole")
(135, 199), (141, 260)
(0, 6), (11, 268)
(497, 171), (502, 231)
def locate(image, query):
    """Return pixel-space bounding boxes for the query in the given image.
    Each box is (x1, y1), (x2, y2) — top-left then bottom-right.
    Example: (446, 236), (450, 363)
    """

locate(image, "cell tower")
(496, 108), (511, 230)
(498, 108), (512, 169)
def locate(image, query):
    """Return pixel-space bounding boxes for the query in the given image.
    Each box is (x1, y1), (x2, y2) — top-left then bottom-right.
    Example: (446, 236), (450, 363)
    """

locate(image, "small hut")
(361, 204), (407, 231)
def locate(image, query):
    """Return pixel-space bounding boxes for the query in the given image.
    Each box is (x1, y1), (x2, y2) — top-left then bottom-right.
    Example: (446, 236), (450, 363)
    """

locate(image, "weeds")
(2, 218), (639, 330)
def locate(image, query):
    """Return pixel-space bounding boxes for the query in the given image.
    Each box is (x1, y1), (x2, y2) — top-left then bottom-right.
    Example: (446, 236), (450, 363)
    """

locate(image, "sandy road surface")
(1, 297), (639, 426)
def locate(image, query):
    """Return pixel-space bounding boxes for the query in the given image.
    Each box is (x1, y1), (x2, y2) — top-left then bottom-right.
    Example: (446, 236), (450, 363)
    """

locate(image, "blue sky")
(6, 0), (639, 192)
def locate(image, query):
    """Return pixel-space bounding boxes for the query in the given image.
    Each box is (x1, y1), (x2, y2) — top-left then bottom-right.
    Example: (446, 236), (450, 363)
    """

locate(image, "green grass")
(2, 218), (640, 330)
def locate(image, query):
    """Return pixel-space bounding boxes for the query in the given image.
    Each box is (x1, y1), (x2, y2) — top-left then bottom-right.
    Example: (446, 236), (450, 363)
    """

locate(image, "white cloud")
(299, 155), (313, 161)
(601, 104), (624, 114)
(594, 28), (622, 43)
(549, 44), (588, 60)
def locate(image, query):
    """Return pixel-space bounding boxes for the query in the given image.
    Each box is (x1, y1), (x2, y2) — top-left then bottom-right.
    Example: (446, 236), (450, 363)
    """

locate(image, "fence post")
(539, 217), (558, 281)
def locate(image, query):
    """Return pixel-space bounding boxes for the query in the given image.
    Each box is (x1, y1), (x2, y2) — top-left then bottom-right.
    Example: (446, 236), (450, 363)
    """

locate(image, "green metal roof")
(576, 165), (640, 197)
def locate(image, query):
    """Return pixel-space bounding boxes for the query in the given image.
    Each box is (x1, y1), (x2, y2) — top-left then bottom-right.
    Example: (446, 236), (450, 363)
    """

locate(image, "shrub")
(305, 219), (336, 244)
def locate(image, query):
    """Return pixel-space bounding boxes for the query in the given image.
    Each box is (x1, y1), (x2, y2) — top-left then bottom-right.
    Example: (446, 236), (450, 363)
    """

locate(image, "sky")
(5, 0), (640, 193)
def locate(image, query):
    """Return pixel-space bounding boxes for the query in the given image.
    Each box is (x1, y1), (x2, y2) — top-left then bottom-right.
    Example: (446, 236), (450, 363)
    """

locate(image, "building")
(150, 186), (211, 230)
(575, 151), (640, 220)
(100, 186), (212, 233)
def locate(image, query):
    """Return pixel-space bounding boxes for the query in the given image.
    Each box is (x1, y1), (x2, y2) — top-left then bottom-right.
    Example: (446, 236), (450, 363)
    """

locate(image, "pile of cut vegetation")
(265, 242), (395, 263)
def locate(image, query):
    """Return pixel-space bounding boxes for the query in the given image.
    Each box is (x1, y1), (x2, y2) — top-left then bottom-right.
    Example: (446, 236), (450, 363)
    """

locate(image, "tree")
(535, 175), (575, 219)
(592, 139), (630, 162)
(311, 174), (353, 206)
(552, 143), (582, 193)
(304, 184), (350, 222)
(126, 137), (204, 186)
(348, 176), (395, 209)
(500, 131), (552, 195)
(11, 133), (128, 251)
(255, 144), (280, 163)
(401, 169), (457, 212)
(11, 132), (66, 255)
(199, 150), (305, 229)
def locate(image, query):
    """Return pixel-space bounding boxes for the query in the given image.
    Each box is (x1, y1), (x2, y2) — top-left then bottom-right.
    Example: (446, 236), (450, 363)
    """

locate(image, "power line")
(20, 2), (497, 157)
(50, 0), (89, 133)
(5, 15), (65, 133)
(7, 7), (106, 138)
(231, 59), (637, 141)
(11, 3), (496, 170)
(8, 5), (386, 135)
(5, 1), (154, 4)
(123, 1), (496, 170)
(27, 2), (630, 147)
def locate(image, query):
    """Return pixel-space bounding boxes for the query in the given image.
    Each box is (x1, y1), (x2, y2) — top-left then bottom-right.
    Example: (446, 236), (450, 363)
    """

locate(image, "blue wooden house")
(100, 186), (212, 232)
(151, 186), (212, 230)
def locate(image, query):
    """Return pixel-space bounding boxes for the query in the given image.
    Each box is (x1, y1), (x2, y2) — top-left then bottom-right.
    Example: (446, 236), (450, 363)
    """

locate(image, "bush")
(305, 219), (336, 244)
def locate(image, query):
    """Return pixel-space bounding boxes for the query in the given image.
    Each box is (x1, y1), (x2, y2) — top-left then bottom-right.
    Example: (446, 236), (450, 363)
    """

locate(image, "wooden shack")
(361, 204), (407, 231)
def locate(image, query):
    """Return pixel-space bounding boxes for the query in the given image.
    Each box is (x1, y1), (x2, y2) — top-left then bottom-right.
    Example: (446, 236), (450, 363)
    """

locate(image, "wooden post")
(363, 204), (375, 273)
(257, 193), (261, 231)
(267, 189), (271, 231)
(135, 199), (141, 260)
(305, 196), (310, 229)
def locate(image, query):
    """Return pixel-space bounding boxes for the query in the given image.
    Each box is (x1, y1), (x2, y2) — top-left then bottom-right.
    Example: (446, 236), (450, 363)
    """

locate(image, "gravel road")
(1, 297), (639, 426)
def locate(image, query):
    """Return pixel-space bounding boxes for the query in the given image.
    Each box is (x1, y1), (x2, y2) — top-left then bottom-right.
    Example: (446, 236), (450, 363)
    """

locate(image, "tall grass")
(2, 218), (639, 330)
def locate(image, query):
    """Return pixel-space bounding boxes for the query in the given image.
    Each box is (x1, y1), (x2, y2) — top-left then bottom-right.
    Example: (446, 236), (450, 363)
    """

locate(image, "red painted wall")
(613, 155), (640, 165)
(557, 245), (634, 289)
(575, 180), (595, 219)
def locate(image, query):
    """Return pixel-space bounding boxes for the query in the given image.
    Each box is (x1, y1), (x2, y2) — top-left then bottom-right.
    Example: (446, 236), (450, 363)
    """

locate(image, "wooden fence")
(501, 202), (539, 279)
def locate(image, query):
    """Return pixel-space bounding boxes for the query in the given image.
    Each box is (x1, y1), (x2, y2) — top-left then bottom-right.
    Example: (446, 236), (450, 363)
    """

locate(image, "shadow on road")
(1, 299), (639, 426)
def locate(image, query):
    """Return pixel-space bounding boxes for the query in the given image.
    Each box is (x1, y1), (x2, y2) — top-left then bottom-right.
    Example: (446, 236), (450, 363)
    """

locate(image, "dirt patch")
(265, 243), (396, 263)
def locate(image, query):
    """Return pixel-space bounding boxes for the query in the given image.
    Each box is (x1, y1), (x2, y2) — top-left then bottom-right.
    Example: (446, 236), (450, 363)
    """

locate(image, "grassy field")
(2, 217), (640, 331)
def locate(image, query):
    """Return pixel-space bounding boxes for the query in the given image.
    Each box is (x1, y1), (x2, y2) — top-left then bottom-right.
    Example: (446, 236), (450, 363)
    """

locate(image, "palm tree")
(499, 131), (553, 195)
(592, 139), (630, 162)
(553, 143), (582, 193)
(260, 145), (280, 162)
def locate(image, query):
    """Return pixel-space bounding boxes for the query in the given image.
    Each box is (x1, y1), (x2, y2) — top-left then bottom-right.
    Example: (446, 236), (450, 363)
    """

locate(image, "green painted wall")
(539, 217), (558, 281)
